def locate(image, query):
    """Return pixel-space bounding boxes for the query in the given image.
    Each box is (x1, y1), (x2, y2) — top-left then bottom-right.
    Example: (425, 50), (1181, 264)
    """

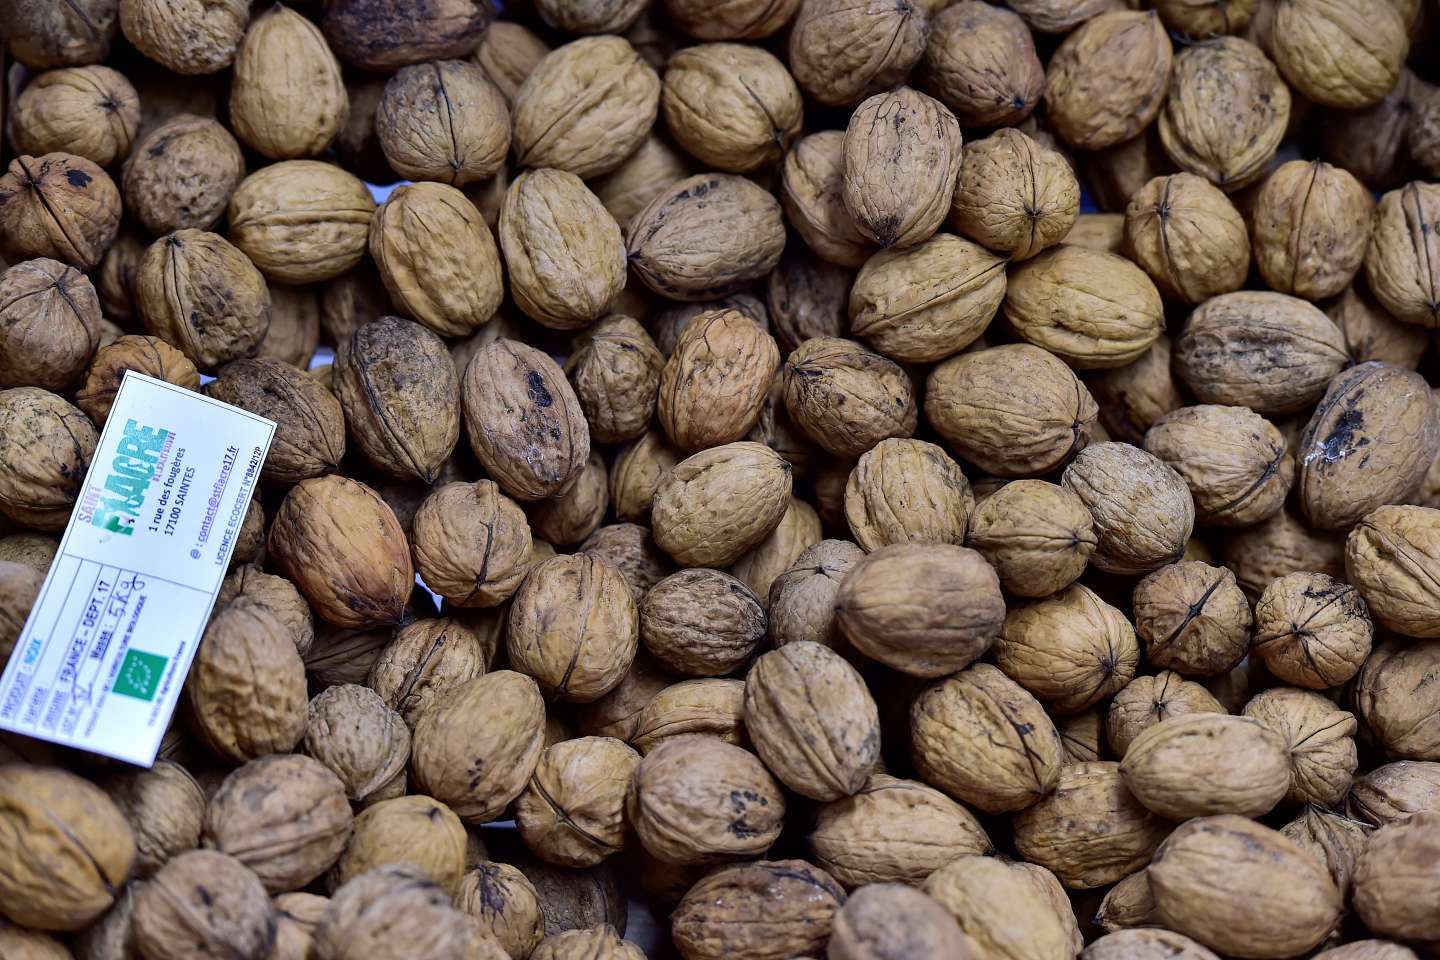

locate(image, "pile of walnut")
(2, 0), (1440, 958)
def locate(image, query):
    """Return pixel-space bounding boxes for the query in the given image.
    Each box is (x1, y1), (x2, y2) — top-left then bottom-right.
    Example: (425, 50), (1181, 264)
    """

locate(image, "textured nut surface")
(923, 2), (1044, 127)
(123, 115), (245, 236)
(229, 5), (347, 160)
(315, 862), (478, 960)
(228, 160), (375, 285)
(458, 861), (546, 960)
(377, 60), (508, 186)
(1352, 639), (1440, 760)
(207, 357), (345, 485)
(997, 584), (1141, 715)
(923, 856), (1082, 960)
(1045, 11), (1172, 150)
(0, 153), (120, 269)
(782, 337), (916, 458)
(1345, 505), (1440, 638)
(1124, 174), (1250, 304)
(1143, 404), (1292, 528)
(1107, 671), (1225, 758)
(781, 131), (875, 268)
(1121, 714), (1290, 819)
(131, 850), (275, 960)
(659, 308), (780, 452)
(1244, 687), (1358, 807)
(412, 481), (532, 608)
(0, 258), (101, 392)
(828, 883), (971, 960)
(320, 0), (494, 72)
(950, 129), (1078, 262)
(1062, 443), (1195, 575)
(0, 388), (97, 532)
(629, 677), (746, 755)
(641, 568), (764, 676)
(1353, 812), (1440, 940)
(844, 439), (972, 552)
(1133, 562), (1251, 676)
(120, 0), (250, 75)
(651, 441), (792, 568)
(100, 760), (204, 880)
(11, 65), (139, 168)
(1253, 160), (1373, 300)
(515, 737), (641, 868)
(671, 859), (843, 960)
(966, 480), (1095, 598)
(303, 684), (410, 806)
(1365, 183), (1440, 329)
(1253, 572), (1372, 688)
(790, 0), (928, 108)
(1273, 0), (1407, 109)
(329, 795), (467, 896)
(661, 43), (801, 173)
(368, 615), (494, 729)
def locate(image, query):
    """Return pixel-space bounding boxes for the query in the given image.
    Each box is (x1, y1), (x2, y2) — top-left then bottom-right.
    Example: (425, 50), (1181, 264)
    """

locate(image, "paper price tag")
(0, 372), (275, 766)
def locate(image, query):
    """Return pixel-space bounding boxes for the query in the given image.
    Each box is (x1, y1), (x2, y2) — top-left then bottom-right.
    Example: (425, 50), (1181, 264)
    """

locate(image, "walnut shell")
(1083, 930), (1221, 960)
(1351, 812), (1440, 941)
(1314, 944), (1418, 960)
(217, 565), (314, 656)
(411, 671), (545, 824)
(766, 256), (852, 358)
(828, 883), (970, 960)
(926, 343), (1097, 478)
(1124, 174), (1249, 305)
(1280, 805), (1370, 898)
(0, 923), (73, 960)
(659, 308), (780, 452)
(137, 230), (271, 371)
(1253, 160), (1373, 300)
(1252, 572), (1372, 688)
(316, 863), (480, 960)
(565, 316), (663, 445)
(1144, 404), (1292, 528)
(651, 441), (792, 567)
(781, 131), (875, 268)
(1273, 0), (1407, 109)
(458, 862), (546, 960)
(1132, 561), (1250, 676)
(651, 294), (770, 357)
(1095, 871), (1159, 933)
(923, 856), (1081, 960)
(1061, 444), (1195, 575)
(1148, 816), (1342, 958)
(228, 160), (375, 285)
(100, 760), (205, 880)
(512, 37), (659, 179)
(207, 358), (344, 485)
(1107, 671), (1225, 758)
(662, 0), (801, 39)
(0, 258), (101, 391)
(1244, 687), (1358, 807)
(320, 0), (492, 73)
(670, 859), (842, 960)
(376, 61), (507, 187)
(1330, 282), (1428, 368)
(910, 663), (1063, 813)
(466, 23), (545, 108)
(269, 892), (328, 960)
(410, 481), (531, 609)
(591, 135), (689, 233)
(0, 388), (96, 531)
(515, 737), (641, 868)
(997, 584), (1140, 715)
(368, 615), (494, 729)
(1121, 715), (1289, 819)
(1352, 639), (1440, 759)
(257, 283), (320, 368)
(530, 453), (609, 548)
(843, 439), (971, 552)
(329, 796), (466, 897)
(789, 0), (927, 108)
(1346, 505), (1440, 638)
(122, 115), (244, 236)
(0, 153), (121, 269)
(1348, 760), (1440, 826)
(0, 0), (119, 69)
(628, 174), (786, 301)
(640, 568), (764, 676)
(578, 522), (674, 602)
(950, 130), (1077, 262)
(120, 0), (249, 75)
(229, 5), (347, 160)
(630, 678), (746, 754)
(303, 684), (408, 807)
(662, 43), (801, 173)
(627, 735), (784, 864)
(1092, 337), (1183, 446)
(131, 850), (274, 960)
(848, 233), (1006, 364)
(782, 338), (916, 459)
(532, 926), (643, 960)
(1365, 182), (1440, 329)
(965, 480), (1094, 598)
(842, 87), (962, 250)
(922, 2), (1042, 128)
(768, 539), (864, 649)
(11, 65), (139, 168)
(0, 561), (42, 660)
(306, 624), (396, 690)
(1045, 11), (1173, 151)
(461, 339), (590, 502)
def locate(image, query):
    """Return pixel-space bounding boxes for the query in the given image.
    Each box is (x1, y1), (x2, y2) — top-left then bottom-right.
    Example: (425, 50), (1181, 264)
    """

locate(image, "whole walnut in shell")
(304, 684), (409, 807)
(781, 131), (875, 268)
(1045, 11), (1173, 150)
(101, 760), (206, 878)
(532, 926), (644, 960)
(515, 737), (641, 868)
(376, 61), (508, 187)
(630, 678), (746, 754)
(315, 864), (481, 960)
(997, 584), (1141, 715)
(1244, 687), (1358, 807)
(782, 338), (916, 459)
(228, 160), (375, 285)
(1092, 336), (1183, 445)
(0, 765), (137, 931)
(458, 862), (546, 960)
(651, 441), (792, 567)
(530, 447), (606, 545)
(0, 258), (101, 391)
(1253, 160), (1373, 300)
(1133, 561), (1251, 676)
(120, 0), (249, 75)
(217, 565), (315, 657)
(829, 883), (971, 960)
(0, 561), (43, 661)
(229, 5), (347, 160)
(662, 0), (801, 39)
(592, 134), (689, 234)
(923, 856), (1081, 960)
(1346, 505), (1440, 638)
(1121, 715), (1290, 819)
(0, 153), (121, 269)
(1155, 0), (1258, 33)
(1280, 805), (1370, 898)
(950, 129), (1078, 262)
(131, 851), (275, 960)
(368, 615), (494, 729)
(926, 344), (1098, 477)
(1143, 404), (1292, 528)
(579, 523), (674, 601)
(320, 0), (493, 72)
(661, 43), (801, 173)
(640, 568), (764, 676)
(1273, 0), (1407, 109)
(1365, 182), (1440, 329)
(1253, 572), (1372, 688)
(1107, 671), (1226, 758)
(844, 439), (971, 552)
(137, 231), (271, 371)
(967, 480), (1095, 598)
(1062, 443), (1195, 575)
(122, 115), (245, 236)
(1351, 813), (1440, 941)
(1352, 640), (1440, 760)
(842, 87), (962, 250)
(412, 481), (531, 609)
(11, 65), (139, 168)
(329, 795), (466, 896)
(911, 663), (1064, 813)
(923, 2), (1043, 128)
(671, 860), (844, 960)
(0, 388), (96, 531)
(1330, 282), (1429, 368)
(565, 316), (663, 444)
(0, 0), (119, 68)
(207, 358), (344, 485)
(1124, 174), (1250, 304)
(1348, 760), (1440, 826)
(659, 308), (780, 452)
(789, 0), (928, 108)
(0, 923), (73, 960)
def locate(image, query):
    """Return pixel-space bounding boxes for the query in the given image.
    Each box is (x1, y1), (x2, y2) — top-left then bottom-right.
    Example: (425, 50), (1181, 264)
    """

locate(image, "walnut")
(1365, 182), (1440, 329)
(781, 131), (875, 268)
(0, 0), (119, 68)
(1244, 687), (1358, 807)
(321, 0), (493, 72)
(457, 862), (546, 960)
(662, 0), (801, 39)
(1107, 671), (1225, 758)
(1121, 715), (1289, 819)
(1143, 404), (1292, 527)
(367, 615), (494, 729)
(997, 584), (1141, 715)
(659, 308), (780, 452)
(1348, 761), (1440, 826)
(966, 480), (1095, 598)
(531, 453), (608, 548)
(1252, 160), (1373, 300)
(207, 358), (344, 485)
(0, 153), (121, 269)
(12, 65), (139, 168)
(329, 796), (467, 897)
(1345, 505), (1440, 638)
(651, 441), (792, 567)
(1352, 812), (1440, 941)
(1252, 572), (1372, 688)
(768, 539), (864, 648)
(951, 131), (1076, 264)
(829, 883), (971, 960)
(565, 316), (663, 445)
(532, 926), (644, 960)
(1061, 444), (1195, 575)
(515, 737), (641, 868)
(411, 481), (531, 609)
(0, 388), (96, 531)
(591, 135), (689, 232)
(257, 283), (320, 368)
(1330, 282), (1429, 368)
(1045, 11), (1173, 150)
(661, 43), (800, 173)
(122, 115), (245, 236)
(303, 684), (409, 807)
(781, 337), (916, 459)
(923, 856), (1082, 960)
(1124, 174), (1250, 304)
(923, 2), (1043, 127)
(120, 0), (249, 74)
(0, 258), (101, 392)
(842, 439), (971, 552)
(640, 568), (764, 676)
(1352, 639), (1440, 760)
(131, 851), (275, 960)
(789, 0), (927, 108)
(100, 760), (205, 879)
(229, 5), (347, 160)
(315, 863), (482, 960)
(1132, 562), (1251, 676)
(579, 523), (674, 602)
(376, 61), (507, 187)
(1221, 508), (1346, 599)
(228, 160), (375, 285)
(217, 565), (314, 657)
(1083, 930), (1222, 960)
(1280, 805), (1370, 898)
(1273, 0), (1407, 109)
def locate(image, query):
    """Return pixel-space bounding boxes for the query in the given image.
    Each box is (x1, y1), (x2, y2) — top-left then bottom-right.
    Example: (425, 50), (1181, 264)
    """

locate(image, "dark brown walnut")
(766, 256), (850, 357)
(966, 480), (1095, 598)
(829, 883), (971, 960)
(1154, 0), (1257, 33)
(207, 358), (345, 486)
(651, 441), (792, 567)
(1352, 640), (1440, 759)
(579, 523), (674, 602)
(1273, 0), (1406, 109)
(1107, 671), (1225, 758)
(411, 480), (532, 608)
(1094, 871), (1159, 933)
(511, 36), (659, 179)
(1330, 282), (1428, 368)
(1365, 183), (1440, 329)
(671, 860), (843, 960)
(1150, 816), (1341, 958)
(258, 283), (321, 368)
(461, 339), (590, 502)
(661, 43), (801, 173)
(1296, 363), (1440, 530)
(781, 131), (875, 268)
(376, 61), (508, 187)
(1143, 404), (1292, 528)
(1281, 805), (1370, 898)
(781, 338), (916, 459)
(998, 585), (1140, 715)
(368, 616), (494, 729)
(531, 453), (609, 547)
(0, 388), (97, 532)
(320, 2), (492, 72)
(923, 2), (1043, 127)
(370, 184), (502, 339)
(911, 663), (1063, 813)
(626, 735), (785, 864)
(515, 737), (641, 868)
(591, 135), (689, 232)
(513, 858), (627, 938)
(269, 475), (413, 629)
(1158, 38), (1288, 191)
(0, 561), (43, 659)
(1245, 687), (1359, 807)
(629, 678), (746, 754)
(1046, 11), (1172, 150)
(926, 343), (1097, 477)
(303, 684), (409, 807)
(0, 153), (120, 269)
(531, 926), (643, 960)
(131, 851), (274, 960)
(120, 0), (249, 74)
(1351, 813), (1440, 941)
(1124, 175), (1250, 305)
(316, 864), (482, 960)
(229, 160), (375, 285)
(658, 308), (780, 452)
(923, 856), (1081, 960)
(101, 760), (206, 879)
(217, 565), (315, 657)
(837, 543), (1003, 678)
(843, 439), (971, 552)
(122, 114), (245, 236)
(1132, 562), (1250, 676)
(1252, 572), (1372, 688)
(950, 129), (1078, 263)
(508, 554), (638, 703)
(458, 861), (546, 960)
(744, 642), (880, 801)
(1253, 160), (1373, 300)
(1061, 444), (1195, 575)
(1004, 245), (1164, 370)
(329, 796), (466, 896)
(565, 316), (663, 444)
(789, 0), (927, 108)
(1348, 761), (1440, 826)
(306, 623), (398, 688)
(0, 0), (119, 68)
(0, 258), (100, 391)
(1086, 129), (1175, 214)
(849, 233), (1006, 364)
(229, 5), (347, 160)
(1122, 715), (1289, 819)
(1346, 505), (1440, 638)
(640, 568), (764, 676)
(577, 654), (668, 742)
(842, 87), (962, 250)
(11, 65), (139, 168)
(628, 174), (786, 301)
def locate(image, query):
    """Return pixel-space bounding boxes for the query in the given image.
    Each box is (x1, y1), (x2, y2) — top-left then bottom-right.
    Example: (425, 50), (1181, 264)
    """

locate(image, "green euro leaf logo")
(113, 649), (167, 701)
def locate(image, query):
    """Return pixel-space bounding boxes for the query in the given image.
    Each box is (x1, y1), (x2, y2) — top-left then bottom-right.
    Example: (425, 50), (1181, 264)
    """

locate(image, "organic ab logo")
(113, 649), (167, 701)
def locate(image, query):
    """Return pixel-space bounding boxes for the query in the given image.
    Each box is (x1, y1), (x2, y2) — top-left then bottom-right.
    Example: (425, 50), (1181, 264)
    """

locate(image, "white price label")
(0, 372), (275, 766)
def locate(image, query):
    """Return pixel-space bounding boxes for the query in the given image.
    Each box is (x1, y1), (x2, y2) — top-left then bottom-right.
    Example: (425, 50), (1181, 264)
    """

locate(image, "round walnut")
(1252, 573), (1372, 688)
(848, 233), (1005, 364)
(368, 616), (494, 729)
(228, 160), (375, 285)
(781, 338), (915, 458)
(1353, 640), (1440, 760)
(1124, 174), (1250, 304)
(1121, 715), (1290, 819)
(120, 0), (249, 74)
(923, 2), (1043, 127)
(950, 129), (1078, 262)
(829, 883), (970, 960)
(926, 344), (1098, 477)
(1062, 444), (1195, 575)
(1348, 761), (1440, 826)
(1045, 11), (1173, 150)
(458, 862), (546, 960)
(768, 539), (863, 648)
(661, 43), (801, 173)
(0, 388), (97, 531)
(1273, 0), (1406, 109)
(329, 796), (466, 897)
(1253, 160), (1373, 300)
(1352, 812), (1440, 941)
(842, 87), (962, 250)
(651, 441), (792, 568)
(1107, 671), (1226, 758)
(671, 860), (843, 960)
(131, 851), (274, 960)
(789, 0), (927, 108)
(630, 678), (745, 754)
(0, 0), (119, 69)
(628, 173), (786, 301)
(1365, 182), (1440, 329)
(565, 316), (663, 445)
(0, 258), (101, 391)
(101, 760), (206, 879)
(530, 453), (608, 547)
(911, 663), (1063, 813)
(304, 684), (409, 807)
(1346, 505), (1440, 639)
(1004, 244), (1164, 369)
(0, 765), (136, 931)
(229, 5), (347, 160)
(843, 439), (971, 552)
(997, 584), (1141, 715)
(511, 37), (659, 179)
(122, 115), (245, 236)
(320, 0), (493, 72)
(640, 569), (764, 677)
(659, 308), (780, 452)
(508, 554), (638, 703)
(376, 61), (507, 187)
(1148, 816), (1342, 959)
(1144, 404), (1292, 528)
(0, 153), (121, 269)
(1083, 930), (1223, 960)
(744, 642), (880, 801)
(207, 358), (345, 485)
(515, 737), (641, 868)
(11, 65), (139, 168)
(315, 863), (480, 960)
(781, 131), (875, 268)
(1132, 562), (1251, 676)
(966, 480), (1095, 598)
(1244, 687), (1358, 808)
(412, 481), (531, 609)
(923, 856), (1082, 960)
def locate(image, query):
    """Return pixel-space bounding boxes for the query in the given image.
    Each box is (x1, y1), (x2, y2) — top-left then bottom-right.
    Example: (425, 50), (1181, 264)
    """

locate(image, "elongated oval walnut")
(630, 678), (746, 754)
(320, 0), (493, 72)
(671, 860), (843, 960)
(1121, 715), (1290, 819)
(923, 2), (1044, 128)
(1062, 443), (1195, 575)
(207, 358), (345, 486)
(651, 441), (792, 567)
(659, 308), (779, 452)
(782, 337), (916, 459)
(923, 856), (1082, 960)
(845, 439), (972, 552)
(1273, 0), (1407, 109)
(1045, 11), (1173, 150)
(1253, 160), (1373, 301)
(781, 131), (875, 268)
(229, 5), (348, 161)
(0, 257), (101, 392)
(1365, 182), (1440, 329)
(228, 160), (375, 285)
(662, 0), (801, 39)
(1353, 812), (1440, 941)
(641, 568), (764, 677)
(565, 316), (663, 445)
(789, 0), (928, 108)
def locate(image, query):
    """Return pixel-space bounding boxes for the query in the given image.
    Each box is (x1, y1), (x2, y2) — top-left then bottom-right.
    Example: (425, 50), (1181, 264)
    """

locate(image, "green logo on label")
(113, 649), (167, 701)
(91, 419), (170, 537)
